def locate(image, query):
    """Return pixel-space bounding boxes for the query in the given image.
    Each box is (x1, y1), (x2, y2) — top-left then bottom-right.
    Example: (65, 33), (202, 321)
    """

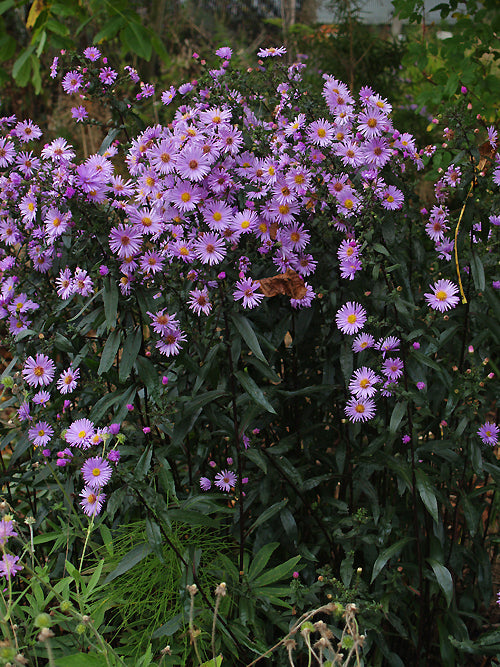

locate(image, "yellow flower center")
(347, 314), (357, 324)
(436, 290), (447, 301)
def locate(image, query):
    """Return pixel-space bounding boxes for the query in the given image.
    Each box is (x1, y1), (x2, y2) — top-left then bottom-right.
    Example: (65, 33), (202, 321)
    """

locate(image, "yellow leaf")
(26, 0), (45, 29)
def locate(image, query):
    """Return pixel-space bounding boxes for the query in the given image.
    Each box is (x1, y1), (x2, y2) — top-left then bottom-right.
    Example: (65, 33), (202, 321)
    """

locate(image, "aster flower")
(57, 367), (80, 394)
(336, 302), (367, 335)
(0, 554), (22, 579)
(56, 268), (74, 300)
(28, 421), (54, 447)
(382, 357), (404, 381)
(345, 396), (376, 422)
(194, 233), (226, 265)
(109, 224), (143, 259)
(233, 277), (264, 309)
(155, 328), (187, 356)
(14, 119), (42, 141)
(214, 469), (237, 491)
(188, 288), (212, 316)
(425, 279), (460, 312)
(81, 457), (113, 489)
(33, 390), (50, 406)
(307, 119), (334, 147)
(80, 487), (106, 517)
(22, 354), (55, 387)
(99, 67), (117, 85)
(71, 106), (88, 122)
(65, 418), (95, 448)
(62, 70), (84, 94)
(200, 477), (212, 491)
(377, 336), (400, 357)
(477, 422), (499, 446)
(349, 367), (381, 398)
(83, 46), (101, 61)
(257, 46), (286, 57)
(352, 333), (375, 352)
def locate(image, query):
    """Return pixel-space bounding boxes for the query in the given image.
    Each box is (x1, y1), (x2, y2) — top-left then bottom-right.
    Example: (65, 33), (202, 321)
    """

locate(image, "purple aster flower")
(215, 46), (232, 59)
(194, 233), (226, 265)
(22, 354), (55, 387)
(176, 145), (211, 182)
(345, 396), (376, 422)
(79, 487), (106, 516)
(0, 518), (17, 545)
(109, 224), (143, 259)
(155, 328), (187, 356)
(402, 434), (411, 444)
(188, 288), (212, 316)
(352, 333), (375, 352)
(382, 357), (404, 381)
(0, 554), (22, 579)
(233, 277), (264, 309)
(257, 46), (286, 57)
(81, 457), (112, 489)
(83, 46), (101, 61)
(28, 421), (54, 447)
(14, 120), (42, 141)
(33, 390), (50, 406)
(336, 302), (367, 335)
(348, 367), (381, 398)
(62, 70), (84, 94)
(99, 67), (117, 85)
(57, 367), (80, 394)
(477, 422), (499, 446)
(425, 279), (460, 312)
(214, 469), (237, 491)
(71, 106), (88, 122)
(65, 418), (95, 449)
(200, 477), (212, 491)
(416, 382), (426, 390)
(377, 336), (400, 357)
(56, 268), (74, 300)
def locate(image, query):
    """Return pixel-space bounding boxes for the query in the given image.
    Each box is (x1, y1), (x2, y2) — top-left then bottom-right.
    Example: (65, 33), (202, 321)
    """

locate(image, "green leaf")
(248, 542), (280, 581)
(235, 370), (276, 414)
(253, 555), (300, 587)
(371, 537), (413, 583)
(12, 45), (34, 80)
(134, 445), (152, 480)
(428, 559), (453, 607)
(54, 654), (108, 667)
(416, 469), (439, 522)
(104, 543), (152, 584)
(247, 499), (288, 534)
(103, 276), (118, 330)
(470, 251), (485, 291)
(389, 401), (407, 433)
(98, 329), (121, 375)
(167, 509), (219, 527)
(145, 517), (164, 564)
(94, 15), (124, 43)
(373, 242), (390, 256)
(99, 128), (121, 157)
(120, 21), (152, 60)
(85, 559), (105, 599)
(231, 313), (268, 364)
(119, 327), (142, 382)
(0, 0), (15, 15)
(200, 656), (223, 667)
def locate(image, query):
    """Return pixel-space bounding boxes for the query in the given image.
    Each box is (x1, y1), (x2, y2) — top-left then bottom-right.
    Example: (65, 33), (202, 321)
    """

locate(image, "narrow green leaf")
(104, 543), (152, 584)
(428, 559), (453, 607)
(98, 329), (121, 375)
(235, 370), (276, 413)
(248, 542), (280, 581)
(99, 128), (121, 157)
(371, 537), (413, 583)
(231, 313), (267, 363)
(373, 242), (390, 256)
(134, 445), (152, 481)
(12, 45), (34, 79)
(200, 656), (223, 667)
(167, 509), (218, 527)
(416, 469), (439, 522)
(54, 654), (108, 667)
(145, 518), (164, 564)
(93, 15), (124, 43)
(389, 401), (407, 433)
(470, 251), (485, 291)
(121, 22), (152, 60)
(253, 555), (300, 587)
(247, 499), (288, 534)
(119, 327), (142, 382)
(103, 276), (118, 330)
(85, 558), (105, 599)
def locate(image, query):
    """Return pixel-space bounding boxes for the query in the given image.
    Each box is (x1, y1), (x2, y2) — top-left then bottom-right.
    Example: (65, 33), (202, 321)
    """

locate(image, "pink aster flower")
(80, 487), (106, 517)
(83, 46), (101, 61)
(336, 302), (367, 335)
(28, 421), (54, 447)
(377, 336), (400, 357)
(155, 328), (187, 357)
(200, 477), (212, 491)
(345, 396), (376, 422)
(382, 357), (404, 381)
(348, 367), (381, 398)
(352, 333), (375, 352)
(194, 233), (226, 265)
(188, 288), (212, 316)
(425, 279), (460, 312)
(99, 67), (117, 85)
(307, 118), (334, 147)
(233, 277), (264, 309)
(109, 224), (143, 259)
(22, 354), (55, 387)
(214, 469), (237, 491)
(57, 367), (80, 394)
(81, 457), (113, 489)
(65, 418), (95, 449)
(62, 70), (84, 94)
(477, 422), (499, 446)
(257, 46), (286, 57)
(71, 106), (88, 122)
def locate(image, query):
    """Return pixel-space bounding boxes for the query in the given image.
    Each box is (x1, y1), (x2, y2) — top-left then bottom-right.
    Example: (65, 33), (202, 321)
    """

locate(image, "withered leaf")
(257, 269), (307, 300)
